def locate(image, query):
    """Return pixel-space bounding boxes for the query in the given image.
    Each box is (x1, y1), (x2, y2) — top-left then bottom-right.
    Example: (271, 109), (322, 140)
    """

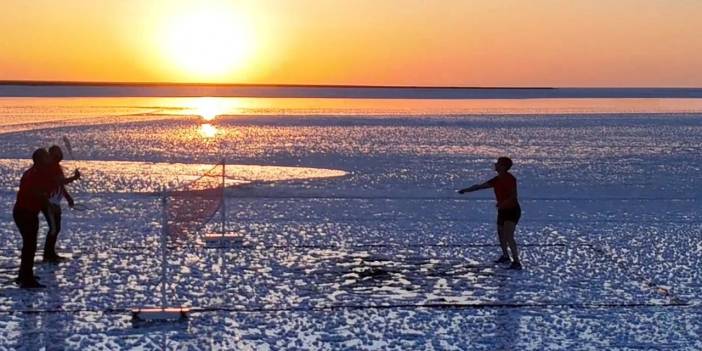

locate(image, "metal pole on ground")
(160, 190), (168, 308)
(131, 188), (190, 321)
(221, 159), (226, 238)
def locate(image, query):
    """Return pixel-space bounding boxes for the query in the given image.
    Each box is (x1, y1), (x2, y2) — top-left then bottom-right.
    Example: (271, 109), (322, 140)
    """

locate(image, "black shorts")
(497, 206), (521, 226)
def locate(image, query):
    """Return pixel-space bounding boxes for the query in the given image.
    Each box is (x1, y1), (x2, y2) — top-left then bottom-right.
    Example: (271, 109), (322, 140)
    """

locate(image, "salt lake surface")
(0, 97), (701, 350)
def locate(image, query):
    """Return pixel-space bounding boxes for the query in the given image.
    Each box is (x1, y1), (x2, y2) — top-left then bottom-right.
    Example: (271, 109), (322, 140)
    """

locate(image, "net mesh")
(165, 162), (224, 241)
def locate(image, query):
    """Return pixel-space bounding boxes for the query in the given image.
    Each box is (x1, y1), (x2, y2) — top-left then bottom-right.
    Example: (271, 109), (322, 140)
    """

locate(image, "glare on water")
(199, 123), (219, 138)
(189, 97), (232, 121)
(0, 159), (347, 193)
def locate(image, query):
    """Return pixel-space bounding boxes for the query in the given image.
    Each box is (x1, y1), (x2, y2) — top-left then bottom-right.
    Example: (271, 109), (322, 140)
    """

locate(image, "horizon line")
(3, 80), (702, 99)
(0, 80), (558, 90)
(2, 80), (702, 90)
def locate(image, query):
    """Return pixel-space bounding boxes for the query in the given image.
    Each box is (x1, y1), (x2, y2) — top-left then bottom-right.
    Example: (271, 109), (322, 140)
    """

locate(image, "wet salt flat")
(0, 98), (701, 349)
(0, 159), (346, 193)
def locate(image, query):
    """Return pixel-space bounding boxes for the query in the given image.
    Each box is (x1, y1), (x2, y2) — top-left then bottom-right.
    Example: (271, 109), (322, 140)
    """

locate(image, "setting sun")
(158, 2), (256, 81)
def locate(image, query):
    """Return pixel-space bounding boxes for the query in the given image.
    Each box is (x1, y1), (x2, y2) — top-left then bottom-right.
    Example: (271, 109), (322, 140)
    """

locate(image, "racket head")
(62, 136), (75, 159)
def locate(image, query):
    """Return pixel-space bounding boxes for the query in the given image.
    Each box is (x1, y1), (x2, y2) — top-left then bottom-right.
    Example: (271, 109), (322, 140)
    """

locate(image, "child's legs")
(42, 204), (61, 255)
(42, 206), (58, 237)
(502, 221), (519, 262)
(496, 224), (508, 256)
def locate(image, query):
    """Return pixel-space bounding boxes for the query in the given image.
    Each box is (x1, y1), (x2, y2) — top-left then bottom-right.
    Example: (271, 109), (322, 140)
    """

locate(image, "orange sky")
(1, 0), (701, 86)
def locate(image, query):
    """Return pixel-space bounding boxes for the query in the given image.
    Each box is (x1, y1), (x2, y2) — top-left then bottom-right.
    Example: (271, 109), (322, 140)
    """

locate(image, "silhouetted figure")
(459, 157), (522, 269)
(42, 145), (80, 262)
(14, 148), (53, 288)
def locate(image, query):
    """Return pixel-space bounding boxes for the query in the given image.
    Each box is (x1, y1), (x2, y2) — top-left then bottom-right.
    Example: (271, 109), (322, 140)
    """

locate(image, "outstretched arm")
(458, 181), (492, 194)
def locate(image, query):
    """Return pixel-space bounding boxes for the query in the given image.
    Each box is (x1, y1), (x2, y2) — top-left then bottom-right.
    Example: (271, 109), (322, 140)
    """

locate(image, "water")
(0, 96), (701, 349)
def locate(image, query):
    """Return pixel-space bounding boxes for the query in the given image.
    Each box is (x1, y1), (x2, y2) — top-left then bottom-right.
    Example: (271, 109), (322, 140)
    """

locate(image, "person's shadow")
(493, 269), (522, 351)
(12, 262), (70, 350)
(10, 266), (53, 350)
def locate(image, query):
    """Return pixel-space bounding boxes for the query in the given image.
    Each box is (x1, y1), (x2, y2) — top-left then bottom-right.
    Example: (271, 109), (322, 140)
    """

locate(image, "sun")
(159, 3), (256, 81)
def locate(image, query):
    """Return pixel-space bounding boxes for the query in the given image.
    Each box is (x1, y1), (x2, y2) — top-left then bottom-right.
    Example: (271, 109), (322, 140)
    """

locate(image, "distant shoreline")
(0, 80), (554, 90)
(1, 81), (702, 98)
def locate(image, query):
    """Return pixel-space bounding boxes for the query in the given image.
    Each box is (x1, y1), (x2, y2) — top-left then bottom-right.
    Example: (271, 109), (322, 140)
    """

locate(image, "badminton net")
(164, 162), (224, 242)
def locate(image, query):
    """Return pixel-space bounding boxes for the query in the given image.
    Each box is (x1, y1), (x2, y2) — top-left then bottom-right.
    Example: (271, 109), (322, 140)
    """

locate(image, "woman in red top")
(458, 157), (522, 269)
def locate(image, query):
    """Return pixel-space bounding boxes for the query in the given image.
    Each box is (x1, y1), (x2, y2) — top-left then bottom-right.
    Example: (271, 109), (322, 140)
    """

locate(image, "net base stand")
(204, 233), (243, 248)
(131, 307), (190, 322)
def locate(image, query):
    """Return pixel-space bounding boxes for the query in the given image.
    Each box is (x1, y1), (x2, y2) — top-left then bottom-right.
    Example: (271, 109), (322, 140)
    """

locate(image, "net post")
(160, 190), (169, 308)
(220, 159), (226, 238)
(131, 188), (189, 322)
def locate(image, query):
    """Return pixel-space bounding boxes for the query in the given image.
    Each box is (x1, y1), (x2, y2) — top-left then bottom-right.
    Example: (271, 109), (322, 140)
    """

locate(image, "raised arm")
(58, 169), (80, 185)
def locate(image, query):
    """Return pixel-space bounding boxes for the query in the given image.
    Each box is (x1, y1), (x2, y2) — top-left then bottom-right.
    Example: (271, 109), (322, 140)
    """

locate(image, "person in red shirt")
(42, 145), (80, 262)
(458, 157), (522, 270)
(14, 148), (53, 288)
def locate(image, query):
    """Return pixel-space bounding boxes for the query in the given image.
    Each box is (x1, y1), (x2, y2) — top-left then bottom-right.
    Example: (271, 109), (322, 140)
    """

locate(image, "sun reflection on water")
(187, 98), (229, 139)
(0, 159), (348, 194)
(190, 97), (240, 121)
(199, 123), (219, 138)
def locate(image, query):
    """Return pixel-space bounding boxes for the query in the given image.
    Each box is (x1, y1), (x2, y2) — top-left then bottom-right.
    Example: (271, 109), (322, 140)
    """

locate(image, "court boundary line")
(0, 300), (693, 315)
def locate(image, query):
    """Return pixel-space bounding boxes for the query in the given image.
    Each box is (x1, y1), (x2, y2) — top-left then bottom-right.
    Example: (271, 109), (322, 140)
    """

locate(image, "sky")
(1, 0), (701, 87)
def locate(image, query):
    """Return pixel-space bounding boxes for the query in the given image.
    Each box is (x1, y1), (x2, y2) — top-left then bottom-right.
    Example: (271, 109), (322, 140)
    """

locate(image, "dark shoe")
(19, 279), (45, 289)
(494, 255), (511, 264)
(43, 253), (68, 263)
(508, 261), (523, 270)
(15, 275), (41, 282)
